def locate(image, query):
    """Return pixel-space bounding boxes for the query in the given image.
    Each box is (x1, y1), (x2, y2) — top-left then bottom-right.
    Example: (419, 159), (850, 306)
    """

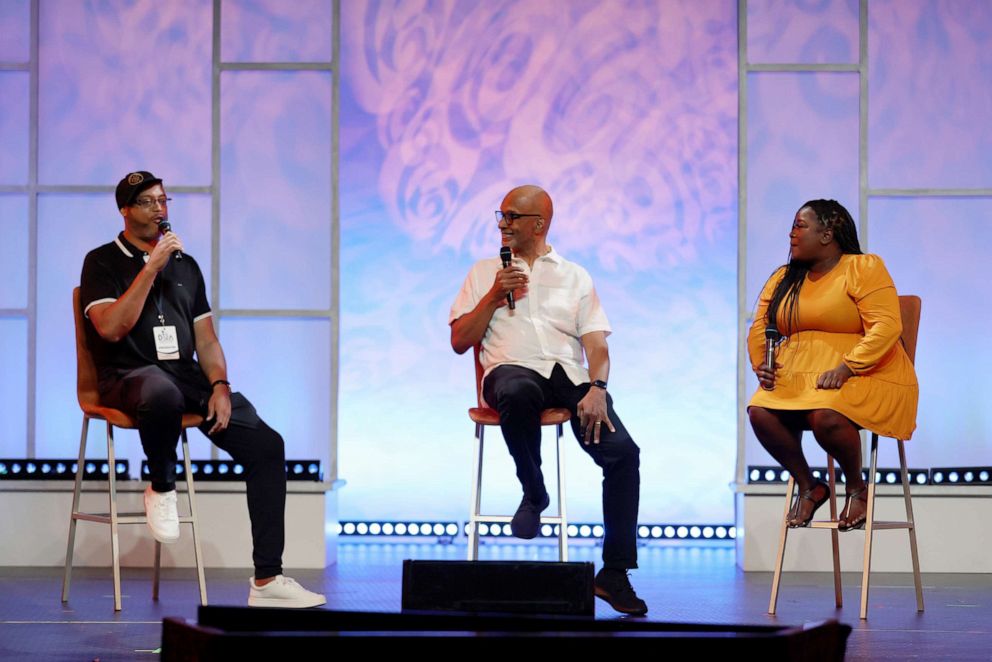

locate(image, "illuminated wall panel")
(0, 319), (28, 457)
(869, 197), (992, 464)
(216, 318), (332, 465)
(38, 0), (212, 186)
(0, 73), (29, 185)
(221, 0), (333, 62)
(748, 0), (860, 64)
(36, 194), (129, 457)
(869, 1), (992, 189)
(0, 0), (30, 62)
(0, 195), (29, 309)
(744, 71), (859, 465)
(219, 71), (332, 310)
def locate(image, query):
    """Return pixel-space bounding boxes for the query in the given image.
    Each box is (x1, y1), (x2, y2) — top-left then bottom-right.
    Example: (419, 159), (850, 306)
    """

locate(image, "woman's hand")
(754, 363), (780, 390)
(817, 363), (854, 389)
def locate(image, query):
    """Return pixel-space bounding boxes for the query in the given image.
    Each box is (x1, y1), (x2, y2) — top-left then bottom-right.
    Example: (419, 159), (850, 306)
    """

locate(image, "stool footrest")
(72, 512), (197, 524)
(73, 513), (146, 524)
(470, 516), (565, 524)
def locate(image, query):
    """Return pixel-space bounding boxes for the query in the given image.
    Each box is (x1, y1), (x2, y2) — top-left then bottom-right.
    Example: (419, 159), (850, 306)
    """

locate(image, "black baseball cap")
(115, 171), (163, 210)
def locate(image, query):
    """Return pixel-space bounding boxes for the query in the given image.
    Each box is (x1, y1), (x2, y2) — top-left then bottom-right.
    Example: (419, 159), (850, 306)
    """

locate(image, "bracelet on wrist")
(211, 379), (231, 389)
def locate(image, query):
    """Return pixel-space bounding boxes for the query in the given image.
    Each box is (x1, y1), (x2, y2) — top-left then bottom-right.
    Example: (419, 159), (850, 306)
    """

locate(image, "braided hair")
(766, 199), (862, 334)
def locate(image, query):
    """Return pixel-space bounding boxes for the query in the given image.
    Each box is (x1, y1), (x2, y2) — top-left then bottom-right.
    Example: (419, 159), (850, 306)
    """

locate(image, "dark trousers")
(483, 363), (640, 569)
(99, 365), (286, 579)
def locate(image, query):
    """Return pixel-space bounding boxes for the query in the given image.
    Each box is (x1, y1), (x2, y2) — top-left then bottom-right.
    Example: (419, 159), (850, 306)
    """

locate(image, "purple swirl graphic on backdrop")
(344, 0), (737, 269)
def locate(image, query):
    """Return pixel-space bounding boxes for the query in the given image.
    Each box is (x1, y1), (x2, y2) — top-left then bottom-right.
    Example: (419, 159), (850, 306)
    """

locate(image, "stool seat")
(468, 407), (571, 426)
(81, 404), (205, 430)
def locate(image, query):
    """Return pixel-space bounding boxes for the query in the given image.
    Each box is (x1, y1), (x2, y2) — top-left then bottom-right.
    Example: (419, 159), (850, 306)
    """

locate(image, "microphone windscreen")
(765, 323), (779, 340)
(158, 220), (172, 233)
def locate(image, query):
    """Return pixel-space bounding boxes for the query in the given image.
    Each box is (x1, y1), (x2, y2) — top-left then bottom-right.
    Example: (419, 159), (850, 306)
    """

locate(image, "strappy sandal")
(838, 487), (869, 531)
(787, 479), (830, 528)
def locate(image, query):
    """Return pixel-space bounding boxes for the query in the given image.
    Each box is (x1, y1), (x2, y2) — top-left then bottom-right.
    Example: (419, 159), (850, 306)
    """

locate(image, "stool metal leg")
(555, 422), (568, 562)
(106, 422), (123, 612)
(827, 458), (842, 608)
(182, 433), (208, 605)
(152, 542), (161, 600)
(467, 424), (485, 561)
(897, 439), (924, 612)
(768, 474), (795, 615)
(859, 433), (880, 620)
(62, 415), (91, 603)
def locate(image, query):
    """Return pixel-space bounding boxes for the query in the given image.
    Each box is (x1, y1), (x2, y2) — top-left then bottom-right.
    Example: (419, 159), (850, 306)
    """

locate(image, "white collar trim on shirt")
(114, 236), (134, 258)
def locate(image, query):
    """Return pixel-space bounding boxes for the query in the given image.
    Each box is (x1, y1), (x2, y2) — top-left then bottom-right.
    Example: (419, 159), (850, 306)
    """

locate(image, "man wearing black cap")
(79, 171), (325, 608)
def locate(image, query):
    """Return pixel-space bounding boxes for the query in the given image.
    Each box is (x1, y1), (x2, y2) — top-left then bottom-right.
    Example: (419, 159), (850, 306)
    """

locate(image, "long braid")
(766, 200), (862, 334)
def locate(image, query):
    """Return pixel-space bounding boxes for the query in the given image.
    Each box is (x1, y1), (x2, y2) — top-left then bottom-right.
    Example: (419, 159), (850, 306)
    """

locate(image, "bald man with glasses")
(449, 185), (647, 616)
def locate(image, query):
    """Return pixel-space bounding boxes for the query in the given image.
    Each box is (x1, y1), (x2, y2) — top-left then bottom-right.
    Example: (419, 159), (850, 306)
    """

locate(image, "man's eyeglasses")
(132, 196), (172, 209)
(495, 211), (541, 224)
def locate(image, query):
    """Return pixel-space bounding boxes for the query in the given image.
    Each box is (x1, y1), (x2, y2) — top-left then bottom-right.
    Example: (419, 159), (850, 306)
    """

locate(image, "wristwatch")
(591, 379), (608, 390)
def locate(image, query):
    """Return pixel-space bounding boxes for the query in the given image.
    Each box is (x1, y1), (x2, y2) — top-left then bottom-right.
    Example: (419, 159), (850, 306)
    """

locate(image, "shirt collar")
(115, 232), (147, 261)
(540, 245), (562, 264)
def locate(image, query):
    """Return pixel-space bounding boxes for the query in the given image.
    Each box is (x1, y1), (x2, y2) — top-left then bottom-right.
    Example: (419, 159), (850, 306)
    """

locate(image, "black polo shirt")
(80, 232), (212, 396)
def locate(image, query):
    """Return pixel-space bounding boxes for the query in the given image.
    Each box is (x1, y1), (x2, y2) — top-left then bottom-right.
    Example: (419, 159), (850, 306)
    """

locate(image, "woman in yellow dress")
(748, 199), (918, 531)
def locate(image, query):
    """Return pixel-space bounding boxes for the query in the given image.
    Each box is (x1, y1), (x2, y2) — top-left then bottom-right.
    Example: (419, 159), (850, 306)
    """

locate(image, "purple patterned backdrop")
(0, 1), (990, 526)
(339, 0), (739, 522)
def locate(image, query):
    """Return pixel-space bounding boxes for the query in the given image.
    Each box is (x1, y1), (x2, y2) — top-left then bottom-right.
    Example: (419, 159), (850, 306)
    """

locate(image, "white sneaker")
(248, 575), (326, 608)
(143, 486), (180, 544)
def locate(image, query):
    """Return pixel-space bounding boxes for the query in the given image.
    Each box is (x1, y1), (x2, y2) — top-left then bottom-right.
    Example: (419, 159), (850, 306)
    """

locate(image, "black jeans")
(99, 364), (286, 580)
(483, 363), (641, 569)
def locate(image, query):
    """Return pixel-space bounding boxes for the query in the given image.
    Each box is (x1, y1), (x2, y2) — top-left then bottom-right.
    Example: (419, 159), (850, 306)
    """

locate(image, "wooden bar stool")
(768, 295), (924, 620)
(62, 288), (208, 611)
(466, 345), (571, 561)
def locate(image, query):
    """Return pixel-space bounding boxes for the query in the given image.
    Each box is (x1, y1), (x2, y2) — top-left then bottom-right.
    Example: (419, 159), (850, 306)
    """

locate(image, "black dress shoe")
(509, 492), (550, 539)
(594, 567), (648, 616)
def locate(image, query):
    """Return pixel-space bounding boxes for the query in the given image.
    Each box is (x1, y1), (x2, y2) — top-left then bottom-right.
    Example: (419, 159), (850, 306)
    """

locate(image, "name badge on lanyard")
(154, 325), (180, 361)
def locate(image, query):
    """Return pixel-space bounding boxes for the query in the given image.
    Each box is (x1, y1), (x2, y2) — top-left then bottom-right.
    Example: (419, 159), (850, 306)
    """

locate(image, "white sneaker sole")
(146, 523), (180, 545)
(248, 595), (326, 609)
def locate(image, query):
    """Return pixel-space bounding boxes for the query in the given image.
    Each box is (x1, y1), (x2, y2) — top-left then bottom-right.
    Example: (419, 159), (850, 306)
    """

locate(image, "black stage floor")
(1, 541), (990, 660)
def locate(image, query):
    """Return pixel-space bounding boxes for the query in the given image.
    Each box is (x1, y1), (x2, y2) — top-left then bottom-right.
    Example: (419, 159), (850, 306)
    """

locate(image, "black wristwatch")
(591, 379), (608, 390)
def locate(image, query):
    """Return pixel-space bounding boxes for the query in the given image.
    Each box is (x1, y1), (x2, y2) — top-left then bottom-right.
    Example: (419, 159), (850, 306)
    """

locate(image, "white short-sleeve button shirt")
(449, 247), (611, 395)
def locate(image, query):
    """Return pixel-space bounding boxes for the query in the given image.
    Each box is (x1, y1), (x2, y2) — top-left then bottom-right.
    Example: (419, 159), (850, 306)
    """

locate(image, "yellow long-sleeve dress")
(747, 254), (918, 440)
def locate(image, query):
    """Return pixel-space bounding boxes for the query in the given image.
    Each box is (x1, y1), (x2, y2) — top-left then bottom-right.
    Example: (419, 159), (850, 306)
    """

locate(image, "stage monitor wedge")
(401, 560), (595, 615)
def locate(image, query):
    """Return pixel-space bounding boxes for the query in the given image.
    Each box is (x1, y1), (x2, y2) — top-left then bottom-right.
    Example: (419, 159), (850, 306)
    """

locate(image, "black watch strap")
(591, 379), (608, 390)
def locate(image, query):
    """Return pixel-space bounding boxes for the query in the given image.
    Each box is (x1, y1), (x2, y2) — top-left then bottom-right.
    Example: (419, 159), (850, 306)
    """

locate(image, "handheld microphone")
(499, 246), (515, 310)
(763, 323), (780, 389)
(157, 220), (183, 261)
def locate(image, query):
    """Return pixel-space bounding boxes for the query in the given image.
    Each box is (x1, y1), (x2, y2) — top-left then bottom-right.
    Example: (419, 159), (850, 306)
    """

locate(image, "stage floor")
(1, 540), (990, 660)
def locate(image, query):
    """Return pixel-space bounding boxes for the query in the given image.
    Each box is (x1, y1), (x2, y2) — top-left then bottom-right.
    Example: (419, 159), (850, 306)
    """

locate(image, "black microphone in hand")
(499, 246), (515, 310)
(763, 323), (780, 388)
(157, 220), (183, 261)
